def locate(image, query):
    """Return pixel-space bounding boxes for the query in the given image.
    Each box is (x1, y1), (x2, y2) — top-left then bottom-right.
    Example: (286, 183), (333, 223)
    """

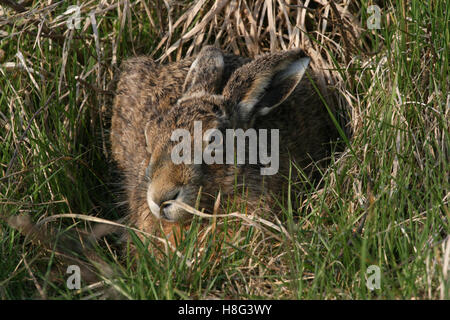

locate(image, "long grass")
(0, 0), (448, 299)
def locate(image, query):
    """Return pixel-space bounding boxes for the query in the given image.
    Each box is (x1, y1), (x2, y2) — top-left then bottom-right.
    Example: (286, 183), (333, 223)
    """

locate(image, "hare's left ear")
(223, 50), (310, 125)
(182, 46), (224, 95)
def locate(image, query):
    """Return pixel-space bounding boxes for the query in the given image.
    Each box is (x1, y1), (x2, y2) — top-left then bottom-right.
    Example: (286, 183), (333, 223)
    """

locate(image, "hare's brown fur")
(111, 47), (339, 237)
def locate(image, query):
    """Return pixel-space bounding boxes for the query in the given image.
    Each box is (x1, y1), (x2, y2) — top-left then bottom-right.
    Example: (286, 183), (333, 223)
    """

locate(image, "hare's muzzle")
(147, 186), (184, 222)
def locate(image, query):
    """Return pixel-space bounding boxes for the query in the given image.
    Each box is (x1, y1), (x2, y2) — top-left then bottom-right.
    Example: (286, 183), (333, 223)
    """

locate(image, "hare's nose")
(160, 189), (181, 210)
(147, 187), (181, 219)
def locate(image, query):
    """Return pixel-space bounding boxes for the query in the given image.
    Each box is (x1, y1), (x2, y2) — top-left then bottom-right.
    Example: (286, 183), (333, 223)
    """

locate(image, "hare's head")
(144, 46), (310, 222)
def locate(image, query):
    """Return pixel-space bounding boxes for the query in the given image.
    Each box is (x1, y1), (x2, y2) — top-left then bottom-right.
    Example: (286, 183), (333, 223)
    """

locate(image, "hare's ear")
(223, 50), (310, 125)
(182, 46), (224, 95)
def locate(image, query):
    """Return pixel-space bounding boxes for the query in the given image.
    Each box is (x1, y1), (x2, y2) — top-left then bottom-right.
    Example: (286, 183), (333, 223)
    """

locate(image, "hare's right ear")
(223, 50), (310, 126)
(182, 46), (224, 95)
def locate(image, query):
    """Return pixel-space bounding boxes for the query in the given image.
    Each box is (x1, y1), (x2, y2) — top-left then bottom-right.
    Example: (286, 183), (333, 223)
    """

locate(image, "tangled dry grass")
(0, 0), (448, 299)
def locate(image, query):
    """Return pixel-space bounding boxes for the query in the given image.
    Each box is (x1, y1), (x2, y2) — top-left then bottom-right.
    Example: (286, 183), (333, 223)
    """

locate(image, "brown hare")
(111, 46), (339, 239)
